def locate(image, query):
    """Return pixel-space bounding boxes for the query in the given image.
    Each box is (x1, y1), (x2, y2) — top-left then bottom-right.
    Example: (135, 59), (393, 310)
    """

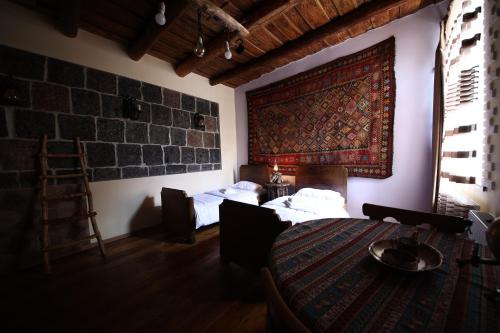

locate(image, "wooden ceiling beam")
(174, 0), (293, 77)
(57, 0), (81, 38)
(128, 0), (189, 61)
(209, 0), (433, 86)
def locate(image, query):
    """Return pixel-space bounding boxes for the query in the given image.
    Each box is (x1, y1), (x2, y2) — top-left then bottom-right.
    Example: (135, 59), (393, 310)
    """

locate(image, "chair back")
(260, 268), (311, 333)
(362, 203), (472, 233)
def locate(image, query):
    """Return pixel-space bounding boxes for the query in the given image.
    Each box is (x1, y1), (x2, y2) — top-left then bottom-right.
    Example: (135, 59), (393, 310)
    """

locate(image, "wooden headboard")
(239, 164), (269, 186)
(295, 165), (348, 201)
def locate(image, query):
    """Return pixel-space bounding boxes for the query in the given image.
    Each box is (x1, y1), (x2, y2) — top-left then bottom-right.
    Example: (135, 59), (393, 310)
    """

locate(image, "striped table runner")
(269, 218), (500, 333)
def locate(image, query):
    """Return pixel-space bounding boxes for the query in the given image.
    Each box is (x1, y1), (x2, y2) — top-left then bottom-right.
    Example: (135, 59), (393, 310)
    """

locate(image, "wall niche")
(0, 44), (222, 190)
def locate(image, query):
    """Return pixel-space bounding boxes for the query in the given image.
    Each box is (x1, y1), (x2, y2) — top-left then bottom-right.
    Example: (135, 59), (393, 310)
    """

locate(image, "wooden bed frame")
(161, 164), (269, 243)
(219, 165), (348, 271)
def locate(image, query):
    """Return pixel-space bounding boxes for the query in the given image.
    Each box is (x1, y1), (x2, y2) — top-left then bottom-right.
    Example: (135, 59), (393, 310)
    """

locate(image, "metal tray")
(368, 239), (443, 272)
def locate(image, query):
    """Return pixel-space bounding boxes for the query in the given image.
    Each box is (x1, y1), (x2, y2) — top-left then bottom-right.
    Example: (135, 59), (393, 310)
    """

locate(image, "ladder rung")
(42, 211), (97, 225)
(41, 173), (85, 179)
(43, 192), (87, 201)
(43, 234), (97, 252)
(40, 153), (83, 158)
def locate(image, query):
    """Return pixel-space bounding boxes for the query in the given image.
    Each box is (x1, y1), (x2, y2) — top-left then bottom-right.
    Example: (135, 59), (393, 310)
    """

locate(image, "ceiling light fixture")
(224, 40), (232, 60)
(155, 2), (166, 26)
(194, 9), (205, 58)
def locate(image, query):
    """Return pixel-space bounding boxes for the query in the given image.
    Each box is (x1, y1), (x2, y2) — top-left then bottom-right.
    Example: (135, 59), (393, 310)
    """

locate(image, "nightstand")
(265, 182), (291, 201)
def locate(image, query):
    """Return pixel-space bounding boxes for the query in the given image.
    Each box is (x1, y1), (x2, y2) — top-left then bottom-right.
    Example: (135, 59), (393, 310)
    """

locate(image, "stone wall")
(0, 44), (221, 190)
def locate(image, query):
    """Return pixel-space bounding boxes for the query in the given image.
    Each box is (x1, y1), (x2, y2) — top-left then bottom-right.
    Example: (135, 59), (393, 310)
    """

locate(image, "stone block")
(93, 168), (121, 181)
(214, 133), (220, 148)
(32, 82), (70, 113)
(19, 171), (39, 187)
(118, 76), (141, 99)
(201, 164), (213, 171)
(203, 132), (215, 148)
(149, 124), (170, 145)
(0, 45), (44, 80)
(135, 101), (151, 123)
(47, 58), (84, 87)
(171, 128), (186, 146)
(143, 145), (163, 165)
(122, 166), (148, 179)
(181, 94), (195, 111)
(102, 94), (123, 118)
(214, 163), (221, 170)
(164, 146), (180, 164)
(126, 122), (148, 143)
(187, 165), (201, 172)
(0, 140), (40, 170)
(205, 116), (217, 132)
(166, 165), (186, 175)
(148, 165), (165, 176)
(0, 173), (19, 189)
(163, 88), (180, 108)
(58, 114), (96, 141)
(210, 149), (221, 163)
(172, 109), (191, 129)
(97, 118), (124, 142)
(187, 130), (203, 147)
(210, 102), (219, 117)
(72, 88), (100, 116)
(195, 148), (209, 164)
(181, 147), (195, 164)
(0, 76), (30, 107)
(117, 144), (142, 166)
(86, 143), (116, 167)
(0, 108), (7, 137)
(142, 82), (162, 104)
(15, 110), (55, 139)
(86, 68), (116, 94)
(151, 105), (171, 126)
(196, 98), (210, 115)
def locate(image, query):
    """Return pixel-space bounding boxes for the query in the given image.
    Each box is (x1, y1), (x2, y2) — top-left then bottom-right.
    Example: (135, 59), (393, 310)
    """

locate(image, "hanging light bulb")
(155, 2), (166, 26)
(194, 10), (205, 58)
(224, 40), (232, 60)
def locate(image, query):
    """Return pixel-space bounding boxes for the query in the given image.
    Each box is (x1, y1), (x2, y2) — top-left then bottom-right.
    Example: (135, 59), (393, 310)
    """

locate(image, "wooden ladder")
(39, 135), (106, 273)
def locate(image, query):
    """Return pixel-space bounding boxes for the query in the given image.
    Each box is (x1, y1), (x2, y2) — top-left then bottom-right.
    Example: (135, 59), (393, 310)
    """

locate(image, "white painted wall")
(0, 1), (237, 239)
(235, 4), (447, 218)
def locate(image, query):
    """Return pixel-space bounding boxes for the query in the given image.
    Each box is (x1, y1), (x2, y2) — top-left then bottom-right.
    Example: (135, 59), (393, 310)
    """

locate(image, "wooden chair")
(362, 203), (472, 233)
(261, 268), (311, 333)
(219, 199), (291, 271)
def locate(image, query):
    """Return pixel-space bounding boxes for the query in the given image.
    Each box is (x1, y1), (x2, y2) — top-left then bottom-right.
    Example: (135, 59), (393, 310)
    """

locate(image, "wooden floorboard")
(1, 226), (266, 333)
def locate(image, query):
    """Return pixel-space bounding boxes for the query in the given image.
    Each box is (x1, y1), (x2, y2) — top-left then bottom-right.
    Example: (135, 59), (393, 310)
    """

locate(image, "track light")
(155, 2), (166, 26)
(194, 9), (205, 58)
(224, 41), (232, 60)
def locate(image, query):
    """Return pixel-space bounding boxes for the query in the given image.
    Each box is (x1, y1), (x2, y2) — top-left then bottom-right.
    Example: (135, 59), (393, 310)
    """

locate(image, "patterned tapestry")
(246, 37), (395, 178)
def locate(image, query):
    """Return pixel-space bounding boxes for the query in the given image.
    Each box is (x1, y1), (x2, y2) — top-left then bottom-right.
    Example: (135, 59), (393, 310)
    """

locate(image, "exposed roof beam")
(175, 0), (292, 77)
(209, 0), (432, 86)
(57, 0), (81, 38)
(192, 0), (249, 37)
(128, 1), (189, 61)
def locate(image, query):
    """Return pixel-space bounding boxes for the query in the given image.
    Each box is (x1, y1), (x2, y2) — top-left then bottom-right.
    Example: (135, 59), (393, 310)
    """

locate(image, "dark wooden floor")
(1, 226), (267, 333)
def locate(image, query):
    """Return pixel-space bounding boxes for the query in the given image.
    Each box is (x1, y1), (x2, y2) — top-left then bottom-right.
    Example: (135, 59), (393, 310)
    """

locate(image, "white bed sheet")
(193, 188), (260, 229)
(262, 195), (349, 225)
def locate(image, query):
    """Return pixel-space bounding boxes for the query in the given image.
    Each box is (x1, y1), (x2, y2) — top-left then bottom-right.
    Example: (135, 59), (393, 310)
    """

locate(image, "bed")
(219, 165), (348, 271)
(161, 164), (269, 243)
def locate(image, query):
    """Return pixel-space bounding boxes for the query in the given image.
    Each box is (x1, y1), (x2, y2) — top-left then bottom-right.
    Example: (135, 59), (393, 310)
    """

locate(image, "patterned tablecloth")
(269, 218), (500, 333)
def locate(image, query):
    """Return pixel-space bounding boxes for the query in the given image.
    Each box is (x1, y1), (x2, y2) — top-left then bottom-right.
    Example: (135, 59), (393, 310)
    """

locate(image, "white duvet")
(262, 195), (349, 225)
(193, 188), (260, 229)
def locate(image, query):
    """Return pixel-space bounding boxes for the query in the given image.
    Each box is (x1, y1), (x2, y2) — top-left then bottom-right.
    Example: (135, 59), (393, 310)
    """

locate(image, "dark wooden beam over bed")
(174, 0), (293, 77)
(128, 0), (189, 61)
(209, 0), (426, 85)
(57, 0), (81, 38)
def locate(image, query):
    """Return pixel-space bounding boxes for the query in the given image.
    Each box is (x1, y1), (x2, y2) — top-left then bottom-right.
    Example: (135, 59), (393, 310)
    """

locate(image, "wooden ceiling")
(13, 0), (441, 87)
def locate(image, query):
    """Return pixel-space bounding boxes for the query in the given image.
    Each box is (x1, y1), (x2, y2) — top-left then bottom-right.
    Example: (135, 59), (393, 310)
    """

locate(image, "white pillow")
(231, 181), (263, 192)
(294, 188), (342, 201)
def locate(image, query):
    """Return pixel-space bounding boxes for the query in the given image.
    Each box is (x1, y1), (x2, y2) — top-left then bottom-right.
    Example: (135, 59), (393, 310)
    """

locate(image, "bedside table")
(265, 182), (291, 201)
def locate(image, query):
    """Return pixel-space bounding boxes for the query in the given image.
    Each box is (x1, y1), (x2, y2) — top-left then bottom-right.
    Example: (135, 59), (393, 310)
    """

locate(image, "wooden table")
(269, 218), (500, 333)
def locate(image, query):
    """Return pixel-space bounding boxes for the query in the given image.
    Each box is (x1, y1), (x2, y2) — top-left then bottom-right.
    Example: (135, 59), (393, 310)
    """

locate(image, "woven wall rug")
(246, 37), (395, 178)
